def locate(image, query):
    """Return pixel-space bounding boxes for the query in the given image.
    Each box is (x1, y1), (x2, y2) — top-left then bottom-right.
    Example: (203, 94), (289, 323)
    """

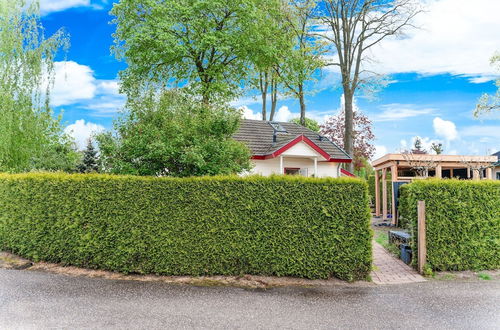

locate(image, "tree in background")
(248, 2), (293, 121)
(289, 117), (320, 132)
(320, 108), (375, 170)
(96, 90), (251, 177)
(278, 0), (325, 126)
(317, 0), (421, 171)
(474, 52), (499, 117)
(111, 0), (284, 104)
(413, 137), (424, 153)
(0, 0), (78, 172)
(77, 138), (99, 173)
(431, 142), (443, 155)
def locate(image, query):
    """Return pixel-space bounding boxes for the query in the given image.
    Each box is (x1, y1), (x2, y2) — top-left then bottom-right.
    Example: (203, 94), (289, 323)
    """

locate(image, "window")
(497, 172), (500, 180)
(269, 122), (287, 133)
(284, 168), (308, 176)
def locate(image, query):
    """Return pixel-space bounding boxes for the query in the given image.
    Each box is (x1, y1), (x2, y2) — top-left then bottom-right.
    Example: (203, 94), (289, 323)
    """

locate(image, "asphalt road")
(0, 269), (499, 329)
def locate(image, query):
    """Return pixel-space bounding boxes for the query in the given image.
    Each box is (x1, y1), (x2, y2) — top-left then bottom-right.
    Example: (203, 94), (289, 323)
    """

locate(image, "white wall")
(249, 157), (340, 178)
(494, 166), (500, 180)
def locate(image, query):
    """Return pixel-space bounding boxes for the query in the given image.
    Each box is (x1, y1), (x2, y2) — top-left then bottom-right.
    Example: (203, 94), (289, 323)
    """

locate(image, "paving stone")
(371, 241), (426, 285)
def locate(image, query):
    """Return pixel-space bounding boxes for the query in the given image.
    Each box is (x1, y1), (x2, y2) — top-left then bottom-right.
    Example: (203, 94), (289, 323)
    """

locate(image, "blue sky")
(40, 0), (500, 157)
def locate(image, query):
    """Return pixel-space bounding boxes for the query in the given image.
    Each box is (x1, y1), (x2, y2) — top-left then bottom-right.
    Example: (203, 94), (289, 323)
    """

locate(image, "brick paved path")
(371, 241), (426, 285)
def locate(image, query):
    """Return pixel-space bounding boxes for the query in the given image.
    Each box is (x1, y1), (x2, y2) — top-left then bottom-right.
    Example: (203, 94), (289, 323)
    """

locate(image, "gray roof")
(492, 151), (500, 165)
(233, 119), (351, 160)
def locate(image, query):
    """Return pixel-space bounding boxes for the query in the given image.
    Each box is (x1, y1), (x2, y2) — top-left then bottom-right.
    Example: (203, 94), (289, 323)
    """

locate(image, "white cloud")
(373, 104), (435, 122)
(364, 0), (500, 82)
(51, 61), (97, 106)
(433, 117), (458, 141)
(40, 0), (89, 13)
(274, 106), (293, 122)
(64, 119), (105, 150)
(49, 61), (125, 116)
(373, 145), (388, 160)
(39, 0), (106, 14)
(240, 106), (261, 120)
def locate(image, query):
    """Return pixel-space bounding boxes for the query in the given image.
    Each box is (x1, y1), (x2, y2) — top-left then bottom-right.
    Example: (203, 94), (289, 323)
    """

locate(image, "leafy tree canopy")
(289, 117), (320, 132)
(320, 108), (375, 170)
(111, 0), (285, 103)
(96, 90), (252, 177)
(0, 0), (78, 172)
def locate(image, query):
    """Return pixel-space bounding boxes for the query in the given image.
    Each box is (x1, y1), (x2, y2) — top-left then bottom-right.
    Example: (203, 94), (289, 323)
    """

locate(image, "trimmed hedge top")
(399, 179), (500, 271)
(0, 173), (372, 281)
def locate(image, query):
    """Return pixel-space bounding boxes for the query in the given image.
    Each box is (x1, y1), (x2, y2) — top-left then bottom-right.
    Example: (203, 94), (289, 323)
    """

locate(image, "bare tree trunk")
(259, 71), (269, 121)
(344, 91), (354, 172)
(299, 83), (306, 126)
(270, 75), (278, 121)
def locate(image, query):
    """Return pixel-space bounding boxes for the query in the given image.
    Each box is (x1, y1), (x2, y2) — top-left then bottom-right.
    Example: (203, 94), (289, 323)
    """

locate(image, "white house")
(233, 119), (352, 178)
(493, 151), (500, 180)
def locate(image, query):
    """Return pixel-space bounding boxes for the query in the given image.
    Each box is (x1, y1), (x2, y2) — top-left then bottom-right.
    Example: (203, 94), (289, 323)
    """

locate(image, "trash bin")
(400, 244), (412, 265)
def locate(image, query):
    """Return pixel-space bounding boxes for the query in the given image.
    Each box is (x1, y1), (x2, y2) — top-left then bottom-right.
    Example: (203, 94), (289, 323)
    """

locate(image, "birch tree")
(474, 53), (500, 117)
(317, 0), (420, 171)
(0, 0), (77, 172)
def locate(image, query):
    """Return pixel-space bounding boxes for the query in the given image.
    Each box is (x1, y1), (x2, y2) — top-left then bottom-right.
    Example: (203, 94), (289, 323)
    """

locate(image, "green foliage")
(0, 0), (77, 172)
(96, 91), (252, 177)
(289, 117), (319, 132)
(399, 179), (500, 271)
(0, 173), (372, 281)
(474, 52), (499, 117)
(77, 138), (99, 173)
(111, 0), (285, 103)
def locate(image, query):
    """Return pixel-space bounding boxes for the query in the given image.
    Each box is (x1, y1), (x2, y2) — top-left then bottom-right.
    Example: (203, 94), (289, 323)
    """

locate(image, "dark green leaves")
(0, 173), (372, 280)
(399, 179), (500, 271)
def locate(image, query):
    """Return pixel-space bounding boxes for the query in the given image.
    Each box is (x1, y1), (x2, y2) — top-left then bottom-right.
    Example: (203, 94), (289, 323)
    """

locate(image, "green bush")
(0, 173), (372, 281)
(399, 179), (500, 271)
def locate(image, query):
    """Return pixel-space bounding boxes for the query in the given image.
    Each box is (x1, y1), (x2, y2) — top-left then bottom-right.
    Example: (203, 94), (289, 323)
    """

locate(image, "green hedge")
(399, 179), (500, 271)
(0, 173), (372, 281)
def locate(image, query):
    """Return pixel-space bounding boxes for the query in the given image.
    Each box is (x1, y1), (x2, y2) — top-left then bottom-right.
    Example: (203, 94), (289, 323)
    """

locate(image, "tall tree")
(278, 0), (325, 126)
(430, 142), (443, 155)
(248, 1), (292, 121)
(317, 0), (420, 171)
(474, 53), (500, 117)
(111, 0), (284, 104)
(0, 0), (77, 172)
(320, 106), (375, 170)
(77, 138), (99, 173)
(96, 90), (251, 177)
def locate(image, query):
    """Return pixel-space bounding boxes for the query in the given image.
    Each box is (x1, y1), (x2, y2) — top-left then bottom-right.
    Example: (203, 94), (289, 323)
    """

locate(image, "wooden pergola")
(372, 154), (497, 224)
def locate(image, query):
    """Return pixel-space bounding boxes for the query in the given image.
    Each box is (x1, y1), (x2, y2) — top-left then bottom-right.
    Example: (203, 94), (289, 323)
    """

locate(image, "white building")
(233, 119), (352, 178)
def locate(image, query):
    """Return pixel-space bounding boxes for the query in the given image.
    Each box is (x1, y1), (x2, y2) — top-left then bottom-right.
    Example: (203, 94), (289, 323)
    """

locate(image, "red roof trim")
(251, 135), (351, 163)
(341, 168), (356, 177)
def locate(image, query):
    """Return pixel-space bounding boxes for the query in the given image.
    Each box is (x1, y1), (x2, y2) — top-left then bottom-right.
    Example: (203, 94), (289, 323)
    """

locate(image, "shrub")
(0, 173), (372, 281)
(399, 179), (500, 271)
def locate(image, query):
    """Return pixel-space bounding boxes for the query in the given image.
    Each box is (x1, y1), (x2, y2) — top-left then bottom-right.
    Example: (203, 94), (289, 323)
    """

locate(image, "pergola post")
(486, 167), (492, 180)
(382, 168), (387, 220)
(313, 157), (318, 177)
(391, 165), (397, 224)
(375, 170), (381, 217)
(436, 165), (442, 179)
(279, 156), (284, 174)
(473, 168), (480, 180)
